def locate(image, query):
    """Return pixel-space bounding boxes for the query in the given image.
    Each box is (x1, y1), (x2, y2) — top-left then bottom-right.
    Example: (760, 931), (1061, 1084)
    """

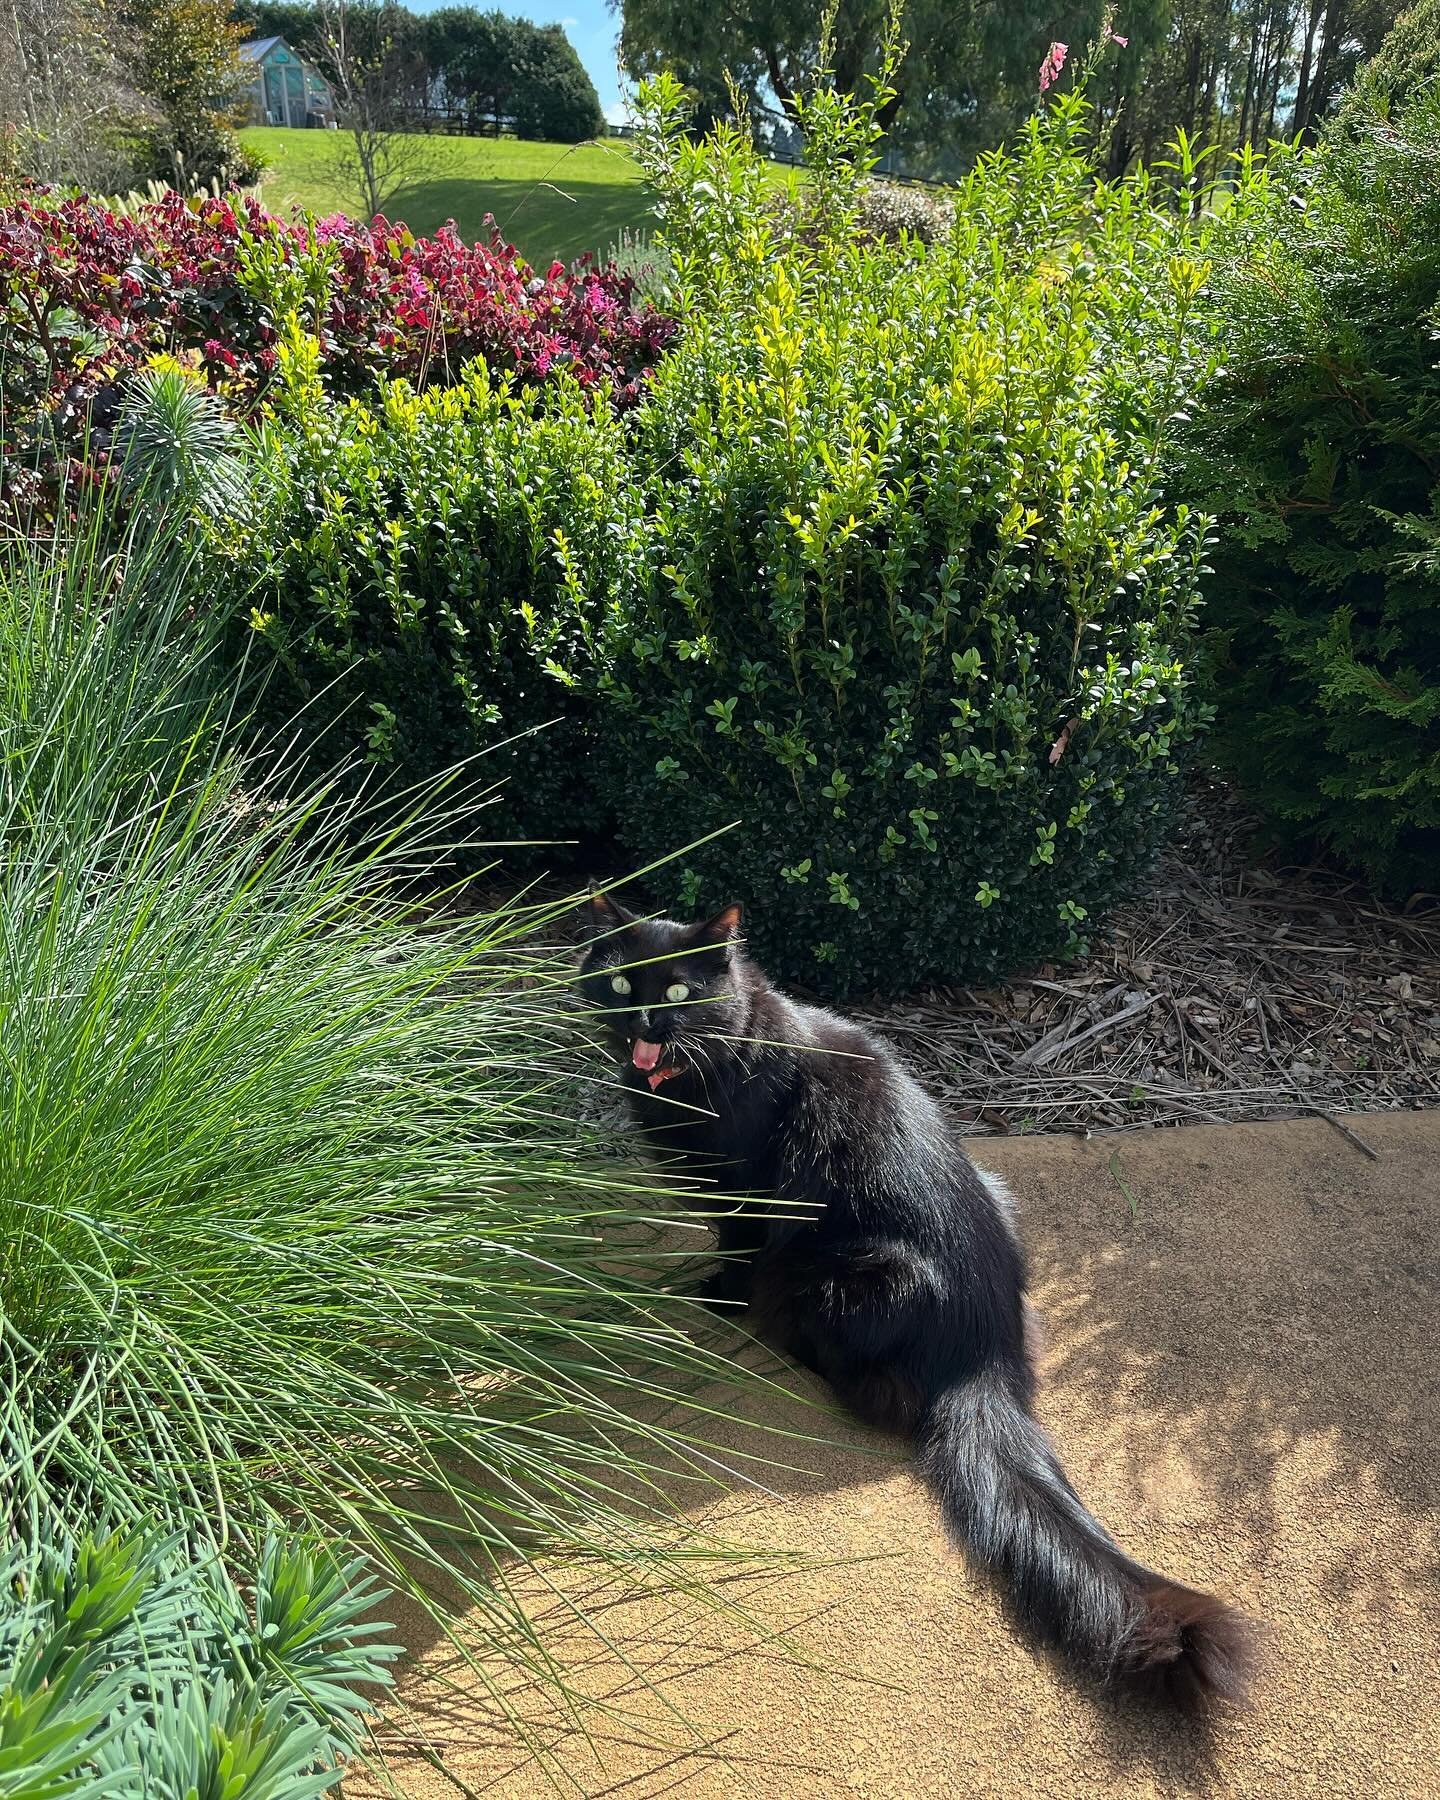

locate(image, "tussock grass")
(0, 511), (812, 1728)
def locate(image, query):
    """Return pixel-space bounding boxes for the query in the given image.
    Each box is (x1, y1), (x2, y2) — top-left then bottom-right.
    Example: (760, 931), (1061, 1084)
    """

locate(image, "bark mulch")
(854, 780), (1440, 1143)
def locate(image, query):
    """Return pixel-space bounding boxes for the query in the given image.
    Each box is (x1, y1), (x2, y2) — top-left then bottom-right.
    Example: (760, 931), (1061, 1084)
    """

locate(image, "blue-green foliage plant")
(0, 1512), (393, 1798)
(593, 73), (1223, 991)
(1177, 85), (1440, 895)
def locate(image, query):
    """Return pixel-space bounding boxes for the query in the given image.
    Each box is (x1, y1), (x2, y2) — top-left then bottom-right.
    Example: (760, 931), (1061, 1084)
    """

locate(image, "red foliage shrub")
(310, 214), (673, 406)
(0, 184), (675, 511)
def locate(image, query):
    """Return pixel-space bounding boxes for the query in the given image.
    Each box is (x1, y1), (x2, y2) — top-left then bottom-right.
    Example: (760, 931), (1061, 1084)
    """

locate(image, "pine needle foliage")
(1179, 87), (1440, 894)
(1350, 0), (1440, 115)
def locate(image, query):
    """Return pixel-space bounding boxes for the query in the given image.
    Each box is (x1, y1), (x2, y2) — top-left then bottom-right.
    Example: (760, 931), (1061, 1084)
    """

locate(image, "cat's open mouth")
(630, 1037), (686, 1091)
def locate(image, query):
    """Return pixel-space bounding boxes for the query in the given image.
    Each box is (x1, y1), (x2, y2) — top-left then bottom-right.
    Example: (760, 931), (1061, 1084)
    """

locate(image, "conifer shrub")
(1178, 87), (1440, 895)
(1352, 0), (1440, 114)
(593, 78), (1221, 992)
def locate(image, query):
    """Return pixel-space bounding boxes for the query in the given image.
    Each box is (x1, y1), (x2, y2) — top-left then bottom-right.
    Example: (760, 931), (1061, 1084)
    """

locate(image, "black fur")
(579, 891), (1250, 1712)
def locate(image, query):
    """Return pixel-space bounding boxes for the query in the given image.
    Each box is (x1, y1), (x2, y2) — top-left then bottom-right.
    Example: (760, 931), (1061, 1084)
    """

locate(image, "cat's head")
(577, 889), (747, 1090)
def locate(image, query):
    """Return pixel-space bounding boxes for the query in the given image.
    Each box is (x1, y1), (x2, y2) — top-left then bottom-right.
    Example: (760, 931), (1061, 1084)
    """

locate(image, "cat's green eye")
(609, 974), (631, 997)
(664, 982), (690, 1004)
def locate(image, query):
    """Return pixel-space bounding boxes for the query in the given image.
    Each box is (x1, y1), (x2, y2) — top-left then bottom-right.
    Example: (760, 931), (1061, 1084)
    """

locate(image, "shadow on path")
(352, 1111), (1440, 1799)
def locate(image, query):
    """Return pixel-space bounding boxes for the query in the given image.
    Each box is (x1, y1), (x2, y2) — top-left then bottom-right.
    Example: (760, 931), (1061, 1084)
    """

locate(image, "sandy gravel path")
(357, 1110), (1440, 1799)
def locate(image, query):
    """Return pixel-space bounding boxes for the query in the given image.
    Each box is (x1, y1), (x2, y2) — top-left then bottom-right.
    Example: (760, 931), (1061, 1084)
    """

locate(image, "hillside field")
(241, 127), (655, 267)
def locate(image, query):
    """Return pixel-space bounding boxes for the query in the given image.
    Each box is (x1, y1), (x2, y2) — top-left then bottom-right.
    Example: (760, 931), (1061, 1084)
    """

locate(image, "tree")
(237, 0), (321, 50)
(616, 0), (1061, 171)
(1056, 0), (1398, 177)
(422, 7), (521, 131)
(127, 0), (253, 186)
(0, 0), (148, 190)
(313, 0), (432, 217)
(510, 22), (604, 141)
(416, 9), (602, 140)
(239, 4), (604, 145)
(616, 0), (1399, 177)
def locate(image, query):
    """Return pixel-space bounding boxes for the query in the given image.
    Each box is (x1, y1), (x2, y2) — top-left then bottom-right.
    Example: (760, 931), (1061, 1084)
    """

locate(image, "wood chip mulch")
(851, 781), (1440, 1142)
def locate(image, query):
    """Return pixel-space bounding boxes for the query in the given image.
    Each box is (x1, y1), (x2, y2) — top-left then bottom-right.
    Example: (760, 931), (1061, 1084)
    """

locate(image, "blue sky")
(411, 1), (632, 125)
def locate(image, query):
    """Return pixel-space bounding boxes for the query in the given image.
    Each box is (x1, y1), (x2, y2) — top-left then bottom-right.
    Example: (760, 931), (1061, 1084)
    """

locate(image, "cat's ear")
(691, 902), (743, 952)
(585, 884), (633, 938)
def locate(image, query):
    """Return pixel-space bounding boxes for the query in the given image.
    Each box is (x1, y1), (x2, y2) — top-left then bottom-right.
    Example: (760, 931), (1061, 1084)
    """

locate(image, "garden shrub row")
(0, 182), (673, 515)
(240, 354), (642, 848)
(1177, 82), (1440, 896)
(245, 83), (1223, 993)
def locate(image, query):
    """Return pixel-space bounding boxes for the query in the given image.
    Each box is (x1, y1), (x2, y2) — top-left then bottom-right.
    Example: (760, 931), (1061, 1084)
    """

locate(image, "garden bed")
(853, 779), (1440, 1141)
(549, 776), (1439, 1145)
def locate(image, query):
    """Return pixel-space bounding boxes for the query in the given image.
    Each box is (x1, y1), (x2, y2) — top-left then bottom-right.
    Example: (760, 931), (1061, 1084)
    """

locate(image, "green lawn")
(241, 127), (656, 267)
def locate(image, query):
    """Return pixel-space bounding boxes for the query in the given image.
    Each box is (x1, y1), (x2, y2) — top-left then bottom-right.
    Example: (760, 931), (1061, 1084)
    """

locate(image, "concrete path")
(361, 1111), (1440, 1798)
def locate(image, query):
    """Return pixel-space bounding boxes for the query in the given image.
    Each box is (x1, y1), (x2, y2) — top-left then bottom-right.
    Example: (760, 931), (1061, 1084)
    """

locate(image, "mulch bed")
(853, 779), (1440, 1143)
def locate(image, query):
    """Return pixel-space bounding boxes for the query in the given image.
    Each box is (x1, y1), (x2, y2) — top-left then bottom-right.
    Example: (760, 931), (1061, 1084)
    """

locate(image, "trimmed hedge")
(236, 80), (1232, 993)
(588, 82), (1219, 992)
(1178, 87), (1440, 895)
(241, 353), (641, 847)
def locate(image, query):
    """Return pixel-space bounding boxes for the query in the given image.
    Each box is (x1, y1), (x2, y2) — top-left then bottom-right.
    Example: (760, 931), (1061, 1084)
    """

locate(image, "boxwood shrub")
(592, 81), (1220, 993)
(239, 343), (644, 849)
(1177, 88), (1440, 897)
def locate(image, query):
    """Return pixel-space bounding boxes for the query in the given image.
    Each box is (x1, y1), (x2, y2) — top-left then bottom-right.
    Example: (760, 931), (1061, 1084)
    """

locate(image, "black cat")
(579, 889), (1249, 1712)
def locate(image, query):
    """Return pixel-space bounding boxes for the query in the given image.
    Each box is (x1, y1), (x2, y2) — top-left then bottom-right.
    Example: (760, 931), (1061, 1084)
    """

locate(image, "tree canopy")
(235, 2), (604, 142)
(128, 0), (253, 185)
(615, 0), (1399, 175)
(617, 0), (1064, 169)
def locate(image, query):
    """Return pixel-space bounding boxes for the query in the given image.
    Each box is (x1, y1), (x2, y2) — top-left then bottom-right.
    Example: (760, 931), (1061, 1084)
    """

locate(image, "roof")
(239, 36), (284, 63)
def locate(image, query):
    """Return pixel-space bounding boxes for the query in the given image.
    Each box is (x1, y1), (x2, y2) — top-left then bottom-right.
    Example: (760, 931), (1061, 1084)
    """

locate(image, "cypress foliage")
(1179, 86), (1440, 895)
(1352, 0), (1440, 114)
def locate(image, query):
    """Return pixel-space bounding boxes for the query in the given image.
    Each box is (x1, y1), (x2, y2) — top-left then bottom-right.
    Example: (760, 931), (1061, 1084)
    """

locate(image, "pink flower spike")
(1039, 41), (1069, 93)
(1109, 32), (1129, 46)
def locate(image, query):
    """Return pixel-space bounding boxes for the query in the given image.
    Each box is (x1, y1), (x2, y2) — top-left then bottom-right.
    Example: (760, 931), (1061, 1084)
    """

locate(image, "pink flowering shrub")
(0, 183), (675, 512)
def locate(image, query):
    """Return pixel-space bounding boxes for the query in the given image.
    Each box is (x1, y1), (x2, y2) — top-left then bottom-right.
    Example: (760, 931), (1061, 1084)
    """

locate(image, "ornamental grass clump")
(594, 73), (1224, 993)
(0, 504), (796, 1720)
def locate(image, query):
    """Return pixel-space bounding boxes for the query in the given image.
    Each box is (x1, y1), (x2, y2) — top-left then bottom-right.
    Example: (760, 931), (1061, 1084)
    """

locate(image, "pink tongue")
(631, 1038), (663, 1072)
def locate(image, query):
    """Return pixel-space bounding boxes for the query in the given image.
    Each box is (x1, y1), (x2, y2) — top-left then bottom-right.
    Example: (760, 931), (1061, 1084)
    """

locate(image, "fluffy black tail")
(917, 1370), (1249, 1711)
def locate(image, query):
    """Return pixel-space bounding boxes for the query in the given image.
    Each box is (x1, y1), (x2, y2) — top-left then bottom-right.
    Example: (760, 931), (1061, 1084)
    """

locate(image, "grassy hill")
(241, 127), (655, 267)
